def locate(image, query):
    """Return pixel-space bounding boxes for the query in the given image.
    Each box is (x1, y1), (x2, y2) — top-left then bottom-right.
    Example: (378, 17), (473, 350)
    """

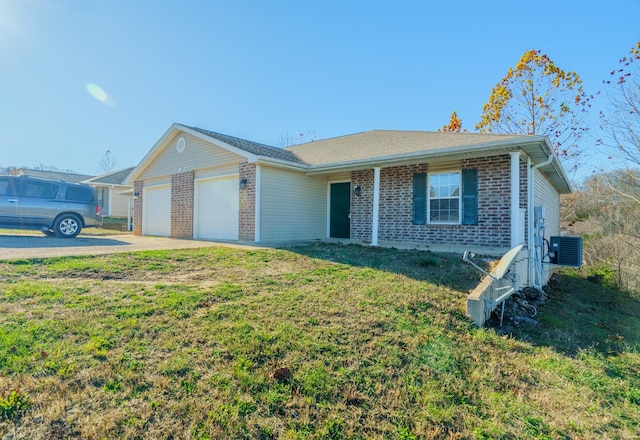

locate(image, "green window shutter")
(413, 173), (426, 225)
(461, 169), (478, 225)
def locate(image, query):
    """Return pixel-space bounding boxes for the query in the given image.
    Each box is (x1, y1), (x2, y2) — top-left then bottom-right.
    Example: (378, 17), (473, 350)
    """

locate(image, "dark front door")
(330, 182), (350, 238)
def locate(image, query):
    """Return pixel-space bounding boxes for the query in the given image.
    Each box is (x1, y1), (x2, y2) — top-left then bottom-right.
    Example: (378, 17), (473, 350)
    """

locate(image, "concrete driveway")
(0, 232), (262, 260)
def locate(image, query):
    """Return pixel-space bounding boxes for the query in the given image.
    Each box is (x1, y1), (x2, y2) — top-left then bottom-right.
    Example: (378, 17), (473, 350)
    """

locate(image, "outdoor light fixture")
(133, 191), (140, 198)
(353, 186), (362, 196)
(239, 178), (248, 190)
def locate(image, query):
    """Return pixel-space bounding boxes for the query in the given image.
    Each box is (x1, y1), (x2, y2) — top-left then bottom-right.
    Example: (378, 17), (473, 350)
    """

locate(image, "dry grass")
(0, 244), (638, 439)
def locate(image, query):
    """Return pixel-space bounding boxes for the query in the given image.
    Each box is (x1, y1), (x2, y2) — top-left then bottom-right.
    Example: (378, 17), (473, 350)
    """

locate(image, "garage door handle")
(8, 199), (18, 203)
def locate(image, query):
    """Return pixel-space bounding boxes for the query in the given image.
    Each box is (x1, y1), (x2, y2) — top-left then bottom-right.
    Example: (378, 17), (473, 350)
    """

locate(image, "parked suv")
(0, 175), (102, 238)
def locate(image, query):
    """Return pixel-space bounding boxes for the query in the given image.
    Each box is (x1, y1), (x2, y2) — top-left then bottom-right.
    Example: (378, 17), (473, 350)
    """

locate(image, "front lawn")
(0, 244), (638, 439)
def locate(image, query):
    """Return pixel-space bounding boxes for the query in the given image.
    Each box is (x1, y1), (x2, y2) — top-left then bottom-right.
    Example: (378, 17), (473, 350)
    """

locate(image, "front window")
(428, 171), (460, 224)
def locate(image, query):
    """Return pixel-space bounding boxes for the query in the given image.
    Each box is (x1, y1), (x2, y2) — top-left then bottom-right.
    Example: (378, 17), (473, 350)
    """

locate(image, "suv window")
(0, 177), (17, 196)
(21, 180), (59, 199)
(65, 186), (95, 202)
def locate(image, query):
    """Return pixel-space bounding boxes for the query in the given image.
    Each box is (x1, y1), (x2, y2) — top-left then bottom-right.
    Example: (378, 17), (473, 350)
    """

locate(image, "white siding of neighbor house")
(259, 166), (327, 242)
(139, 132), (244, 180)
(534, 169), (561, 283)
(109, 187), (131, 217)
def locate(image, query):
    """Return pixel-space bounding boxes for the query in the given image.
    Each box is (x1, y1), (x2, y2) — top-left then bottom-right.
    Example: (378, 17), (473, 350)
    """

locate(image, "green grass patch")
(0, 244), (638, 439)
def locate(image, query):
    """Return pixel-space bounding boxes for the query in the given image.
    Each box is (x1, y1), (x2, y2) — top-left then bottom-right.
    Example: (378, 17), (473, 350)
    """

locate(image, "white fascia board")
(251, 157), (310, 171)
(532, 137), (572, 194)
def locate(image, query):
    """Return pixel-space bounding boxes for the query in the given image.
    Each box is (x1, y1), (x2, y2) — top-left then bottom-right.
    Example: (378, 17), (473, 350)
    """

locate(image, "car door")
(17, 178), (60, 227)
(0, 176), (20, 226)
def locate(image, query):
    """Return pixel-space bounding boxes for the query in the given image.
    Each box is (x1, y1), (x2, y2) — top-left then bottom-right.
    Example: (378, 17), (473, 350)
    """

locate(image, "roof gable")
(84, 167), (135, 185)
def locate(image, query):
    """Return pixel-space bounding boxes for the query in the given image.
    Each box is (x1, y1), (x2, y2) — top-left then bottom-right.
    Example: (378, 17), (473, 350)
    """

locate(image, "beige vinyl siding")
(427, 159), (462, 173)
(109, 187), (131, 217)
(140, 133), (244, 180)
(260, 166), (327, 241)
(534, 169), (561, 283)
(144, 176), (172, 187)
(324, 171), (351, 182)
(195, 164), (240, 180)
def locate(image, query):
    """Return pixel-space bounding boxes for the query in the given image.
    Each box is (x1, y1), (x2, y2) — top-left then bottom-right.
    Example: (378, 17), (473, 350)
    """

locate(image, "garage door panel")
(143, 185), (171, 236)
(196, 177), (239, 240)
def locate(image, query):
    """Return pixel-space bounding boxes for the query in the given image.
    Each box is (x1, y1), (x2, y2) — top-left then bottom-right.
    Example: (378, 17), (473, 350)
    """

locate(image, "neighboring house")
(10, 168), (94, 183)
(83, 167), (134, 218)
(126, 123), (571, 287)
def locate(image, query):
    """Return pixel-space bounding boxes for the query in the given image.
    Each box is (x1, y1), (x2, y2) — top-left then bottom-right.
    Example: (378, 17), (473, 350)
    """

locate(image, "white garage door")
(143, 185), (171, 236)
(196, 176), (239, 240)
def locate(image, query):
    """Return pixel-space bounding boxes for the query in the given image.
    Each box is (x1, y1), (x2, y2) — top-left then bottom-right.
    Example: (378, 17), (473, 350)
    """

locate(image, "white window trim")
(427, 170), (461, 225)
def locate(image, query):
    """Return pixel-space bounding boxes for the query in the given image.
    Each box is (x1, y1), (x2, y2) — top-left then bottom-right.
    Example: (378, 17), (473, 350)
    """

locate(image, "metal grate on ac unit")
(549, 236), (582, 267)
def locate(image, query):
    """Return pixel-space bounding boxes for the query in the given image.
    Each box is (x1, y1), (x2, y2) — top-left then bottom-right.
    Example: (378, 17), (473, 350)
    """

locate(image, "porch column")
(371, 167), (381, 246)
(509, 152), (521, 247)
(255, 164), (261, 243)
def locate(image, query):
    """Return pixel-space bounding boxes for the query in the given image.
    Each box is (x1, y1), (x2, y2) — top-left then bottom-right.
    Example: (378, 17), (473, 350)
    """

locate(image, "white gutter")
(528, 154), (554, 291)
(251, 156), (309, 171)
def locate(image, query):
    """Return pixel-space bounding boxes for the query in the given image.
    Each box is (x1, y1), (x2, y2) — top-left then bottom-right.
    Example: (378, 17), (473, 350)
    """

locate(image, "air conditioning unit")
(549, 236), (582, 267)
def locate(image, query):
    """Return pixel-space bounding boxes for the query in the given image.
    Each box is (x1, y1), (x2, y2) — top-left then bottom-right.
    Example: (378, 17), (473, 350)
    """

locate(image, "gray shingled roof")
(285, 130), (528, 166)
(84, 167), (135, 185)
(16, 169), (95, 183)
(184, 125), (304, 164)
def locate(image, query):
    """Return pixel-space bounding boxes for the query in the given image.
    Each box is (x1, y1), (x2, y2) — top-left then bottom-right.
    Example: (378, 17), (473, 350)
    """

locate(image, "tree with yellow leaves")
(439, 111), (466, 132)
(476, 50), (591, 169)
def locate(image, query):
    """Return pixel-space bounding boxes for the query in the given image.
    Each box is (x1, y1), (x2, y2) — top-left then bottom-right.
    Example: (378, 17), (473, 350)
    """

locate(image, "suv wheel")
(54, 214), (82, 238)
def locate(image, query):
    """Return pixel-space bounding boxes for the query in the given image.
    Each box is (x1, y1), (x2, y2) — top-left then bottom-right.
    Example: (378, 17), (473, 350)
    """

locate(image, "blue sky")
(1, 0), (638, 177)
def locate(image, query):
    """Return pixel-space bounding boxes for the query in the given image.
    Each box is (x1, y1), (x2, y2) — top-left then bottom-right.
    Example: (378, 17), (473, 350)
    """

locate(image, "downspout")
(528, 154), (554, 291)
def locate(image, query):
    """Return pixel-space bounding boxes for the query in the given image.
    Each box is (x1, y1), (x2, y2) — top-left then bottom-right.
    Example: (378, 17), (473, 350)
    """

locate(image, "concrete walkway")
(0, 232), (265, 260)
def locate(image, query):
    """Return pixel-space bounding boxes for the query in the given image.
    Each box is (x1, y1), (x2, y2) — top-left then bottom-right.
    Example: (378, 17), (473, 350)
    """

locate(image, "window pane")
(428, 171), (461, 223)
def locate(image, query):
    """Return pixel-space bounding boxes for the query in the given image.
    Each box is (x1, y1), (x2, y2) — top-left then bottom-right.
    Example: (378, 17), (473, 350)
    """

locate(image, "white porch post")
(510, 152), (521, 247)
(254, 164), (261, 243)
(127, 195), (132, 231)
(371, 167), (381, 246)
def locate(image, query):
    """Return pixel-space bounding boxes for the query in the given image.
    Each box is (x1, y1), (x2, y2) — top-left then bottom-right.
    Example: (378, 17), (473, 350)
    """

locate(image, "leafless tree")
(98, 149), (117, 174)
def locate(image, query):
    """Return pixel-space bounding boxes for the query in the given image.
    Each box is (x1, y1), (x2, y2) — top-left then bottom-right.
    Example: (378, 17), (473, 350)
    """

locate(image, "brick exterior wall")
(239, 162), (256, 241)
(170, 171), (194, 238)
(351, 169), (374, 240)
(133, 181), (143, 236)
(351, 155), (514, 247)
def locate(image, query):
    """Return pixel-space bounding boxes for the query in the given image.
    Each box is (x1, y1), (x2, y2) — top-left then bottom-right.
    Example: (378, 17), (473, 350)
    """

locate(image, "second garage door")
(195, 176), (239, 240)
(143, 184), (171, 236)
